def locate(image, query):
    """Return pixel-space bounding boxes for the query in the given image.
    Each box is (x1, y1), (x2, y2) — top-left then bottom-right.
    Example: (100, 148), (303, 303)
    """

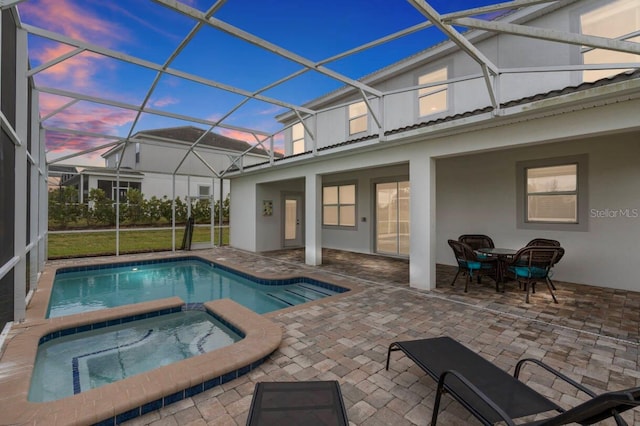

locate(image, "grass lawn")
(48, 226), (229, 259)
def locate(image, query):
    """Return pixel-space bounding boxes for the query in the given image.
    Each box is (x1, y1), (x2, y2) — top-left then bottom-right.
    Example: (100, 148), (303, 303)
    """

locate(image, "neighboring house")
(227, 0), (640, 292)
(67, 126), (276, 203)
(47, 164), (80, 191)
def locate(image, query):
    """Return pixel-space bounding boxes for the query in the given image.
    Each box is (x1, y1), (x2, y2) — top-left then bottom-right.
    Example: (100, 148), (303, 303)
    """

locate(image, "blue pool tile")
(93, 418), (115, 426)
(141, 399), (163, 415)
(115, 407), (140, 423)
(221, 371), (237, 384)
(76, 324), (92, 333)
(204, 376), (220, 390)
(185, 383), (204, 397)
(92, 321), (107, 330)
(163, 391), (184, 405)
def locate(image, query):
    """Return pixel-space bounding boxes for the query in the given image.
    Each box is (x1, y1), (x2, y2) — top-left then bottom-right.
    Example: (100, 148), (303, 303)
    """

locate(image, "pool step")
(266, 284), (339, 307)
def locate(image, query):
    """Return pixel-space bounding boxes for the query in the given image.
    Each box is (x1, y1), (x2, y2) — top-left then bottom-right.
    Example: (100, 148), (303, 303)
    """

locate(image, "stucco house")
(226, 0), (640, 292)
(2, 0), (639, 330)
(62, 126), (275, 204)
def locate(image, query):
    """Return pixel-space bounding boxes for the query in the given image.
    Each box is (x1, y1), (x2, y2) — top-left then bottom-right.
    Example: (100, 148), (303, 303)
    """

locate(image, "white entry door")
(283, 194), (304, 247)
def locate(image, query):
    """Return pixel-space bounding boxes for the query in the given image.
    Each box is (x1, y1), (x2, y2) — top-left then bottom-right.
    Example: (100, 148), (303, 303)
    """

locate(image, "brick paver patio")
(59, 247), (640, 425)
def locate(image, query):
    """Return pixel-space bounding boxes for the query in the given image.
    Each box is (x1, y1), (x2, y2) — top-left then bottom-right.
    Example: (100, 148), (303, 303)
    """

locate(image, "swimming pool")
(29, 309), (243, 402)
(48, 256), (348, 318)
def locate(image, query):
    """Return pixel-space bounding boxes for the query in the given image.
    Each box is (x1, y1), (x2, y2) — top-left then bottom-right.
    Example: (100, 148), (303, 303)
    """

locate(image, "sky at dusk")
(18, 0), (504, 166)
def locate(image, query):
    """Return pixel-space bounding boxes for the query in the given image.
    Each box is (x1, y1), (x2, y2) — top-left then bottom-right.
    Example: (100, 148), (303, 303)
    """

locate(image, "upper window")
(292, 122), (305, 154)
(580, 0), (640, 82)
(135, 142), (140, 163)
(526, 164), (577, 223)
(348, 102), (367, 135)
(516, 155), (588, 231)
(323, 184), (356, 227)
(418, 67), (448, 117)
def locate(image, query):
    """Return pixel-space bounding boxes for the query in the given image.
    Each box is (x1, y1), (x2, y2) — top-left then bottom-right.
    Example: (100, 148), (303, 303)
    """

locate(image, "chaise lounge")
(386, 336), (640, 425)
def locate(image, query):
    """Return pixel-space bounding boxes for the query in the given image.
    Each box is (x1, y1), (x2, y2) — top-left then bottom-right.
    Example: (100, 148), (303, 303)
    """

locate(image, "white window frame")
(417, 66), (449, 118)
(198, 185), (211, 197)
(348, 101), (368, 136)
(516, 154), (588, 231)
(135, 142), (140, 164)
(292, 122), (305, 154)
(322, 182), (357, 229)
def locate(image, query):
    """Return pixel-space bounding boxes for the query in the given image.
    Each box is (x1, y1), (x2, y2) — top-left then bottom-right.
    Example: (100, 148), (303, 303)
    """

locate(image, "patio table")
(477, 247), (518, 291)
(246, 381), (349, 426)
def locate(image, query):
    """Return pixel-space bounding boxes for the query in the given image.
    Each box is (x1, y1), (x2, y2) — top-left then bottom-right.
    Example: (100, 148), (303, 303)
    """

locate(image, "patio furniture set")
(448, 234), (564, 303)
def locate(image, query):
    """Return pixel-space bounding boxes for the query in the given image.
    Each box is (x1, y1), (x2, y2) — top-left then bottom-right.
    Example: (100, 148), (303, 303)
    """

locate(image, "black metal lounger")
(386, 336), (640, 425)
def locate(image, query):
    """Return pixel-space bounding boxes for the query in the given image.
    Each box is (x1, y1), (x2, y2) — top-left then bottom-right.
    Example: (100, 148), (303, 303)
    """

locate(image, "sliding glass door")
(375, 181), (410, 256)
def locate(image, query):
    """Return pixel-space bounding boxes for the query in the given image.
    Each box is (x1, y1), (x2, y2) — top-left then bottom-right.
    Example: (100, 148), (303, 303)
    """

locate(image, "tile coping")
(0, 253), (359, 426)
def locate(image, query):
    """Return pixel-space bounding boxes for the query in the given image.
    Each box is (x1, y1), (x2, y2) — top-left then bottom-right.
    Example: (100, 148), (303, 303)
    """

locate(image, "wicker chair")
(525, 239), (563, 289)
(448, 240), (497, 292)
(526, 238), (560, 247)
(458, 234), (495, 250)
(506, 246), (564, 303)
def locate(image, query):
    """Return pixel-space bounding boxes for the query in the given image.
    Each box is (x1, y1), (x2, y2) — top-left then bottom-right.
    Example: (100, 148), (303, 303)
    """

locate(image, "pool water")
(28, 310), (242, 402)
(48, 258), (345, 318)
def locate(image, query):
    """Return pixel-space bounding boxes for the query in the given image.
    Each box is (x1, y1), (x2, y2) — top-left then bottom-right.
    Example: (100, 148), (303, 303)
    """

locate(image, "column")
(409, 156), (436, 290)
(305, 173), (322, 266)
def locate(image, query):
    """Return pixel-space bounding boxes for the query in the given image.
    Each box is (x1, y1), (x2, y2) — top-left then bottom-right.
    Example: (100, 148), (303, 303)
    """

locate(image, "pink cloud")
(217, 128), (283, 154)
(21, 0), (126, 89)
(152, 96), (180, 107)
(41, 93), (136, 156)
(34, 45), (106, 88)
(20, 0), (126, 45)
(217, 128), (259, 144)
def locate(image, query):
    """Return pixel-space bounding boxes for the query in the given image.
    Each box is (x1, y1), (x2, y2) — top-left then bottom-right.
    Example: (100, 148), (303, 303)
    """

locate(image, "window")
(198, 185), (210, 197)
(323, 184), (356, 227)
(580, 0), (640, 82)
(526, 164), (577, 223)
(516, 155), (588, 231)
(418, 67), (448, 117)
(348, 101), (367, 135)
(135, 142), (140, 163)
(292, 122), (305, 154)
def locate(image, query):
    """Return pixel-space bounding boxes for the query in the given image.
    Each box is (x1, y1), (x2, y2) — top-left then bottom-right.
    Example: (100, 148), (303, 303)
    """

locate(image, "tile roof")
(133, 126), (276, 157)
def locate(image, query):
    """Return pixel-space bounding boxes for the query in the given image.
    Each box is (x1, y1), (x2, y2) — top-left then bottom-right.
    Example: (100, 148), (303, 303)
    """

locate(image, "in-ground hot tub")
(29, 307), (243, 402)
(0, 298), (282, 426)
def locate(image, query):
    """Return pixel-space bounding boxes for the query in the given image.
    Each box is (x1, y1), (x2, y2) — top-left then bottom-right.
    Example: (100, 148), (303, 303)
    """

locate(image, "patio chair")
(525, 239), (563, 289)
(386, 336), (640, 426)
(458, 234), (495, 250)
(526, 238), (560, 247)
(448, 239), (497, 292)
(506, 246), (564, 303)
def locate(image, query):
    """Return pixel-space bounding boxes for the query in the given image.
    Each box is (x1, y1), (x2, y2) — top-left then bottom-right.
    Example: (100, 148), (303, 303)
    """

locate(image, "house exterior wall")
(137, 173), (229, 201)
(255, 179), (305, 252)
(281, 0), (608, 155)
(436, 131), (640, 291)
(105, 139), (269, 177)
(230, 94), (640, 291)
